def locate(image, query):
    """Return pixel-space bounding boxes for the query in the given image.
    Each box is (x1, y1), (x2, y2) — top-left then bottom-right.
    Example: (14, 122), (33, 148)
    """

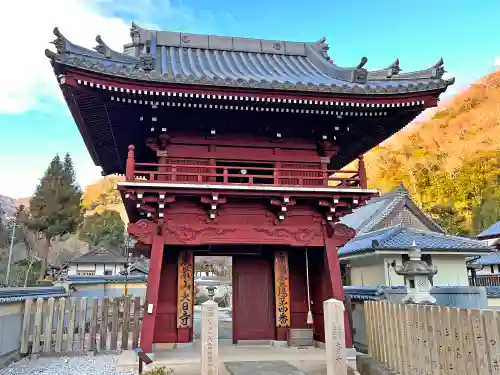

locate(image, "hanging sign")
(177, 250), (194, 328)
(274, 251), (291, 328)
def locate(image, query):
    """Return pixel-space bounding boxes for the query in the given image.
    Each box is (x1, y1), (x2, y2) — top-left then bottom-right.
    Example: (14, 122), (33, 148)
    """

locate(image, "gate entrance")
(193, 249), (276, 344)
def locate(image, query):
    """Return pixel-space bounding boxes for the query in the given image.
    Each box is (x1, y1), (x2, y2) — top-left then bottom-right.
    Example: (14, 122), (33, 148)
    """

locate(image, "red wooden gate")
(232, 255), (275, 343)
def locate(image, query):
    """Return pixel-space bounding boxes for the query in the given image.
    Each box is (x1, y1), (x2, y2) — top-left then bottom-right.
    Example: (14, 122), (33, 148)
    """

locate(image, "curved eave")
(47, 52), (454, 97)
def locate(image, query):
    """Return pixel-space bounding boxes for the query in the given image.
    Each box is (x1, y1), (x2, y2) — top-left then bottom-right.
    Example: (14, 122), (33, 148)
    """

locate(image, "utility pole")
(5, 215), (17, 285)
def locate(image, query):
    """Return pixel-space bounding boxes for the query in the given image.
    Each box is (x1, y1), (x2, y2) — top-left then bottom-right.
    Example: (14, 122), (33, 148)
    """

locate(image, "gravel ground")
(0, 353), (134, 375)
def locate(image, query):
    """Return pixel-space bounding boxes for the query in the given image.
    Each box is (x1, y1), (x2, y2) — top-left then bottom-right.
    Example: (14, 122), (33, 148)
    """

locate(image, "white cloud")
(494, 57), (500, 67)
(0, 0), (133, 114)
(0, 153), (101, 198)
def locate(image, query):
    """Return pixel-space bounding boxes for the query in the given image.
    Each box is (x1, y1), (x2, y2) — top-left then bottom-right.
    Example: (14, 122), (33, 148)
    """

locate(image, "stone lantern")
(394, 242), (438, 305)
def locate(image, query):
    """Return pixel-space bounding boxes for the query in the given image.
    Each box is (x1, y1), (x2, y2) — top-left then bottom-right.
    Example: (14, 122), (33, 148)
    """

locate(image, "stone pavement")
(224, 361), (308, 375)
(193, 306), (233, 339)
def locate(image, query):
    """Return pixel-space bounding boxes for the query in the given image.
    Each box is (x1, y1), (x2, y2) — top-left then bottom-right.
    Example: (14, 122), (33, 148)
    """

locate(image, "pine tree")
(24, 154), (83, 279)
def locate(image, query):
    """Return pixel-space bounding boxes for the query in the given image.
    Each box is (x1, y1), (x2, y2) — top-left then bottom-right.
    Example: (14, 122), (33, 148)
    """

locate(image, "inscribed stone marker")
(324, 298), (347, 375)
(201, 300), (219, 375)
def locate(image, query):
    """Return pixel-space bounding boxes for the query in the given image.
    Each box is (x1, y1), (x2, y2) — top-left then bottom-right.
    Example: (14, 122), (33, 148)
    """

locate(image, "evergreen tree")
(24, 154), (83, 279)
(79, 209), (125, 252)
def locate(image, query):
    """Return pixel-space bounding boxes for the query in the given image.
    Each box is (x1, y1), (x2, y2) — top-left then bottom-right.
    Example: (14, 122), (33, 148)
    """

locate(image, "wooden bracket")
(201, 194), (227, 220)
(270, 197), (296, 223)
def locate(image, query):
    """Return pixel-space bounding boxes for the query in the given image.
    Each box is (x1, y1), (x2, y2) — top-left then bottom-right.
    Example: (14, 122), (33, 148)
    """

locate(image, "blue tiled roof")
(487, 286), (500, 298)
(0, 286), (68, 304)
(478, 221), (500, 238)
(344, 286), (387, 301)
(64, 275), (147, 284)
(470, 252), (500, 265)
(345, 285), (500, 300)
(339, 225), (491, 256)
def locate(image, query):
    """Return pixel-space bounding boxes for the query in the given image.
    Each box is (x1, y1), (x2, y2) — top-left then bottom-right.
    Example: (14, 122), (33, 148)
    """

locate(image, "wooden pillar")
(157, 151), (168, 182)
(126, 145), (135, 182)
(358, 154), (367, 189)
(274, 251), (291, 341)
(323, 223), (356, 348)
(177, 250), (194, 343)
(140, 233), (164, 354)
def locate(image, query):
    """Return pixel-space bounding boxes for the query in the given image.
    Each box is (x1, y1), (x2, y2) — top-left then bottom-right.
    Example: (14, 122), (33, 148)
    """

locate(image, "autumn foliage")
(366, 71), (500, 235)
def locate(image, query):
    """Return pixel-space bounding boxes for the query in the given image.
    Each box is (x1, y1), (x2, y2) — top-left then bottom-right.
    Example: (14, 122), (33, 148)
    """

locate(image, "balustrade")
(124, 145), (368, 189)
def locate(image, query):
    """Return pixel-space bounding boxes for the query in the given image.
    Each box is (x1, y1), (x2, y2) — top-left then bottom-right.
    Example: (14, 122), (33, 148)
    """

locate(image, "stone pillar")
(201, 300), (219, 375)
(324, 299), (347, 375)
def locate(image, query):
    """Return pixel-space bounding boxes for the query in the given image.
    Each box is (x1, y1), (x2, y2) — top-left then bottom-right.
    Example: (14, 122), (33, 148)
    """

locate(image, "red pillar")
(140, 234), (164, 354)
(323, 223), (356, 348)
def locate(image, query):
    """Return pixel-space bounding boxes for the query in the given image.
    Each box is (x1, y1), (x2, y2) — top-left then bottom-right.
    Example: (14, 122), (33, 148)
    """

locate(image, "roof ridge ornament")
(136, 39), (156, 71)
(130, 22), (143, 44)
(51, 27), (68, 54)
(95, 35), (111, 58)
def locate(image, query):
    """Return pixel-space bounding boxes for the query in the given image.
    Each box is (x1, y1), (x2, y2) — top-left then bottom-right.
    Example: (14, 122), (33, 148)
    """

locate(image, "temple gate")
(45, 22), (452, 354)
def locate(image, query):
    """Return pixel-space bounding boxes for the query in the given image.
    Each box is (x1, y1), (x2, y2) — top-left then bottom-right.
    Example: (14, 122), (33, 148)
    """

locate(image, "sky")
(0, 0), (499, 198)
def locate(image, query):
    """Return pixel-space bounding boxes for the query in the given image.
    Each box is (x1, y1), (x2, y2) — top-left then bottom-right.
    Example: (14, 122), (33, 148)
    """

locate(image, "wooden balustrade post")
(358, 154), (367, 189)
(126, 145), (135, 182)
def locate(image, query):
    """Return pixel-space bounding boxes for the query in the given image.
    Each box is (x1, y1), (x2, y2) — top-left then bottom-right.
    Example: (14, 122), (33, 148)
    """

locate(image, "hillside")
(365, 70), (500, 235)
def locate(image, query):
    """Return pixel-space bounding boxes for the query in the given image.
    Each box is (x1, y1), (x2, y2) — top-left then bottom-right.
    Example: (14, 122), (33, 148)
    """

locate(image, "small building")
(119, 259), (149, 276)
(477, 221), (500, 249)
(67, 248), (129, 276)
(339, 185), (492, 286)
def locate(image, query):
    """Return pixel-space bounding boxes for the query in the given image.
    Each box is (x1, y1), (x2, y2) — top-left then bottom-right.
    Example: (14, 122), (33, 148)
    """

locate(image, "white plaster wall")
(95, 264), (105, 275)
(68, 265), (77, 275)
(349, 262), (386, 286)
(383, 256), (405, 286)
(431, 255), (469, 286)
(69, 263), (125, 276)
(476, 265), (500, 275)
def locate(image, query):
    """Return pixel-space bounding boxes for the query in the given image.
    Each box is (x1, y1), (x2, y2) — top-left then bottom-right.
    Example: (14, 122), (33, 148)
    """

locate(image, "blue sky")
(1, 0), (499, 198)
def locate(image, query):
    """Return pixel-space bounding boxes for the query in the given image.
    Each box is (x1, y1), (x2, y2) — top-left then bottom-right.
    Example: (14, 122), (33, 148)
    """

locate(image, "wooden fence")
(365, 300), (500, 375)
(20, 296), (143, 355)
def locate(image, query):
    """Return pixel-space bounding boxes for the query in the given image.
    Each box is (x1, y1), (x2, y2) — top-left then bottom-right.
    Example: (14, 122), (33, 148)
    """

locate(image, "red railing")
(125, 145), (368, 189)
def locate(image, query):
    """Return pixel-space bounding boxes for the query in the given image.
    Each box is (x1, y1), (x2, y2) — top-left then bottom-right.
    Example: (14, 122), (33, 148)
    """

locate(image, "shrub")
(142, 366), (173, 375)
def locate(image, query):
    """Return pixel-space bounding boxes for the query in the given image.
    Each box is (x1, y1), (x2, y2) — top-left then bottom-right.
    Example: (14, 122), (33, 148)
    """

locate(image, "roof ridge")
(401, 227), (488, 245)
(350, 224), (402, 241)
(358, 193), (405, 234)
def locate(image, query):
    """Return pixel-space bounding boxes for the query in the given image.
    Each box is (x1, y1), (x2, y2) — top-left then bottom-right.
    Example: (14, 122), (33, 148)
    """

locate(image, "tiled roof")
(470, 251), (500, 265)
(339, 225), (492, 257)
(45, 24), (454, 95)
(486, 286), (500, 298)
(345, 285), (498, 301)
(343, 286), (387, 301)
(64, 275), (147, 284)
(478, 221), (500, 238)
(0, 286), (67, 304)
(339, 185), (443, 235)
(69, 248), (128, 264)
(119, 259), (149, 275)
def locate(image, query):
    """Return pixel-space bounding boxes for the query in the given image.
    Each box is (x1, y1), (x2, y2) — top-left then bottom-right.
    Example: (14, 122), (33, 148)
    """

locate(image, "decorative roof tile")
(45, 25), (454, 95)
(339, 225), (492, 256)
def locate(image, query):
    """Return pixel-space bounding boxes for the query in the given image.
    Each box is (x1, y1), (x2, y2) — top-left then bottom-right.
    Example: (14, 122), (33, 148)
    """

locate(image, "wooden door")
(232, 255), (275, 342)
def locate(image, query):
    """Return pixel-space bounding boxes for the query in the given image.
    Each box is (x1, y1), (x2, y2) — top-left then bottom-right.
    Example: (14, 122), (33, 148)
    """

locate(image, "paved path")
(225, 361), (307, 375)
(193, 306), (233, 339)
